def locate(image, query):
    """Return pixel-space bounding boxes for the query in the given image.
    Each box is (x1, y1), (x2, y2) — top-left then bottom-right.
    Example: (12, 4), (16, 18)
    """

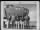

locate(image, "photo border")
(1, 1), (39, 30)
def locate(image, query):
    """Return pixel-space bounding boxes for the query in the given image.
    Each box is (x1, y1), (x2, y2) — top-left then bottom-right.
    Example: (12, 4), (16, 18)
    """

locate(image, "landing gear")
(25, 16), (30, 29)
(15, 16), (30, 29)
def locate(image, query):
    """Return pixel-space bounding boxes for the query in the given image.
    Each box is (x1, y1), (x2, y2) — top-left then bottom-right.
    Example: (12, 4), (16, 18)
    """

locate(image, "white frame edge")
(36, 1), (39, 30)
(1, 1), (39, 30)
(1, 1), (4, 30)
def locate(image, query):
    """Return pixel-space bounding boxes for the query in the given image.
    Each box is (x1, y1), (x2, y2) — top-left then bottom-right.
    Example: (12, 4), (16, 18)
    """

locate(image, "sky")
(16, 4), (37, 21)
(5, 4), (37, 21)
(3, 1), (37, 21)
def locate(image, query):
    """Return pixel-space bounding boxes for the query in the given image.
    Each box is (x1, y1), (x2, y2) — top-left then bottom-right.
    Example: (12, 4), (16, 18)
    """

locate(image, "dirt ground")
(2, 21), (37, 30)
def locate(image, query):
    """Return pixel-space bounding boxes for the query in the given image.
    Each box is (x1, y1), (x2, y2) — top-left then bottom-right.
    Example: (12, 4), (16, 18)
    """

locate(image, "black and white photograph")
(1, 1), (39, 30)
